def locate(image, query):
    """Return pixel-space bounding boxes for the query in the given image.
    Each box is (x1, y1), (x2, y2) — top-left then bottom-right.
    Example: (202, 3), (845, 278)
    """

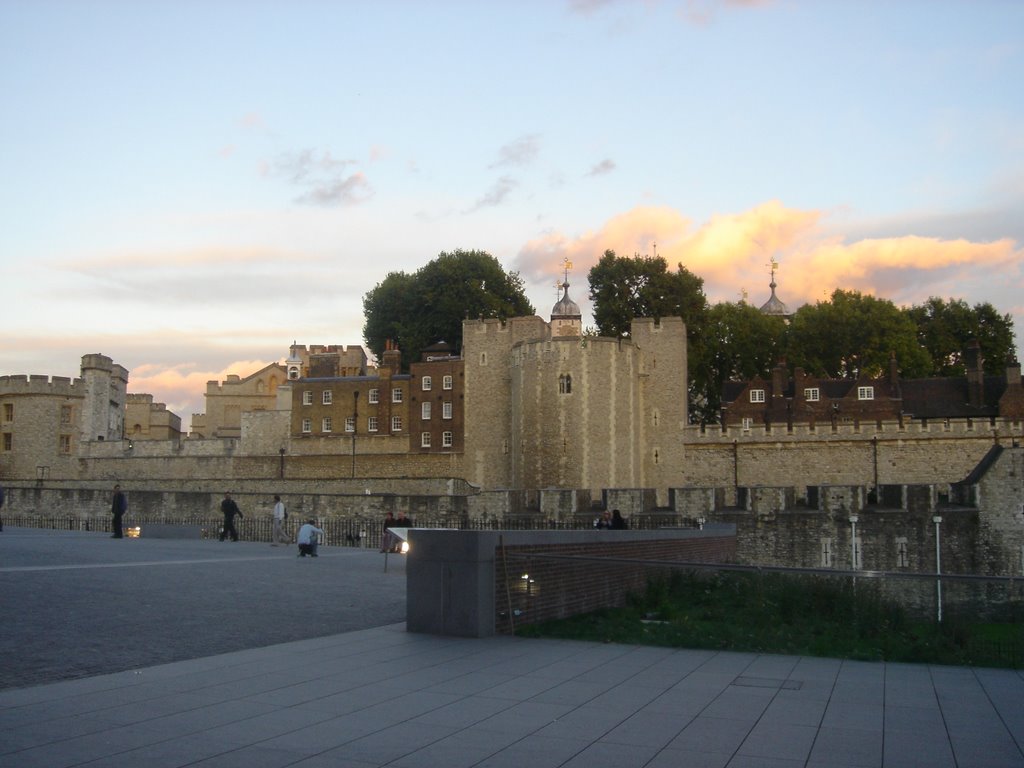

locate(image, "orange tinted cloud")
(515, 202), (1021, 314)
(130, 360), (276, 421)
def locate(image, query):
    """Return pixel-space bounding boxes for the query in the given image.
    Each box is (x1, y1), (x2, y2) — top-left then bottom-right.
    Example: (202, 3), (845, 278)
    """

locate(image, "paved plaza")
(1, 527), (1023, 767)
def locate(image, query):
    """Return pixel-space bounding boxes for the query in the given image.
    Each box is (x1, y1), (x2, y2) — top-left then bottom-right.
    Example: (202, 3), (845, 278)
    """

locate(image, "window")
(392, 388), (403, 404)
(442, 401), (452, 420)
(857, 386), (874, 400)
(345, 416), (355, 432)
(59, 435), (71, 454)
(368, 416), (379, 432)
(2, 433), (11, 451)
(421, 402), (431, 420)
(443, 375), (453, 390)
(750, 389), (765, 403)
(391, 416), (402, 432)
(60, 406), (72, 425)
(741, 417), (753, 431)
(421, 432), (431, 448)
(442, 431), (453, 448)
(480, 352), (488, 366)
(422, 376), (432, 391)
(368, 388), (379, 404)
(322, 417), (332, 433)
(322, 390), (333, 405)
(804, 388), (820, 402)
(559, 374), (572, 394)
(3, 403), (12, 422)
(896, 538), (909, 568)
(821, 539), (833, 568)
(301, 418), (312, 434)
(302, 391), (313, 406)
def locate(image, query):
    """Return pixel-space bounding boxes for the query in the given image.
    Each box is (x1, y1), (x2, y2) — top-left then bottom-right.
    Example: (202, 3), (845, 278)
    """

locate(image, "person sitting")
(297, 519), (324, 557)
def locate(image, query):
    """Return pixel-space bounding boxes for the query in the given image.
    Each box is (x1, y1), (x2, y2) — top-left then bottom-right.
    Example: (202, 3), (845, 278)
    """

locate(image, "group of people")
(594, 508), (629, 529)
(107, 485), (325, 556)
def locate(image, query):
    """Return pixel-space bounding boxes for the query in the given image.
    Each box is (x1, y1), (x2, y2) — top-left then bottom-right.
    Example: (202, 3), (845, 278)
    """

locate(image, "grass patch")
(516, 570), (1024, 668)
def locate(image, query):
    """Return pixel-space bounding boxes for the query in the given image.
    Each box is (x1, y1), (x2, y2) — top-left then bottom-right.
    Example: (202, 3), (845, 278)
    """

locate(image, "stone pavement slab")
(2, 528), (1024, 767)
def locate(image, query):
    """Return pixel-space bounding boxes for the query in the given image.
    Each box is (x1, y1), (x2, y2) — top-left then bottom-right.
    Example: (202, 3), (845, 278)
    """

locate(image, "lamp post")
(848, 514), (859, 570)
(351, 391), (359, 478)
(278, 447), (285, 479)
(933, 515), (943, 623)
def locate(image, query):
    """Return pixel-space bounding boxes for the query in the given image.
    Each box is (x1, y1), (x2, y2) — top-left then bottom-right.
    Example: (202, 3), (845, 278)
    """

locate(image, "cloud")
(586, 158), (617, 177)
(466, 176), (518, 212)
(515, 202), (1023, 323)
(266, 148), (373, 207)
(488, 135), (541, 169)
(130, 359), (278, 420)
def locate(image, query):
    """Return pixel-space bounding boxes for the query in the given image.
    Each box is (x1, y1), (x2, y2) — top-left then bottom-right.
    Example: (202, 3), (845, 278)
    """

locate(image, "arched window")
(559, 374), (572, 394)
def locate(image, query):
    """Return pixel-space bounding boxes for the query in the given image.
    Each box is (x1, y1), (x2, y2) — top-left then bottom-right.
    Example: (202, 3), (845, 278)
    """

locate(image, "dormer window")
(750, 389), (765, 403)
(857, 387), (875, 400)
(804, 388), (820, 402)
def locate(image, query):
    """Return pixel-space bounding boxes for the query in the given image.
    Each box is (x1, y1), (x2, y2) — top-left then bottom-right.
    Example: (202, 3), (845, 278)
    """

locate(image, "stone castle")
(3, 279), (1024, 578)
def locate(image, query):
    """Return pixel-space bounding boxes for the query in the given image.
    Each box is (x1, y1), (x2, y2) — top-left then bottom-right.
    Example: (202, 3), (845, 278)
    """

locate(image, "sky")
(2, 0), (1022, 429)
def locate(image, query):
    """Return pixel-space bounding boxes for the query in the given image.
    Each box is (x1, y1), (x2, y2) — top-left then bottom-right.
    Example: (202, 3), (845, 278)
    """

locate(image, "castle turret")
(79, 354), (128, 442)
(551, 260), (582, 337)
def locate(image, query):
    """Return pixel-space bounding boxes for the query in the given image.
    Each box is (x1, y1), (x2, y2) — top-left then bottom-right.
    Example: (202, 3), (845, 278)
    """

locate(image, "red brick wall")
(494, 536), (735, 633)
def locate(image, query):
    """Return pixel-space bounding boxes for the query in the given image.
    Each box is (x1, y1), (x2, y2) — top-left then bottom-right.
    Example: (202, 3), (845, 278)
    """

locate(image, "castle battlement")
(684, 416), (1023, 443)
(0, 374), (84, 397)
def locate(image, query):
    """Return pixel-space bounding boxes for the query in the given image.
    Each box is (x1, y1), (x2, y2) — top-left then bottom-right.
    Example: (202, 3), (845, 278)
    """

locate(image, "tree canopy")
(906, 297), (1016, 376)
(362, 250), (533, 368)
(587, 250), (707, 337)
(784, 289), (933, 379)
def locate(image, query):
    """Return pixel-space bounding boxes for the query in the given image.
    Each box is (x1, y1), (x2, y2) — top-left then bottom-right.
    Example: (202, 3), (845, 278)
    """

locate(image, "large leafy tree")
(362, 249), (534, 368)
(784, 289), (932, 378)
(588, 250), (707, 337)
(906, 297), (1016, 375)
(691, 302), (788, 423)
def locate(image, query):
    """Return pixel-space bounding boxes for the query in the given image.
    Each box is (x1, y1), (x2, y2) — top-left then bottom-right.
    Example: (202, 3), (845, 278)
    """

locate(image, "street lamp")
(351, 391), (359, 478)
(848, 515), (859, 570)
(933, 515), (943, 623)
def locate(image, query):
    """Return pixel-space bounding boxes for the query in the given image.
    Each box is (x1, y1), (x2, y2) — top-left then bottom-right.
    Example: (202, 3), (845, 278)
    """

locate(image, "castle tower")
(79, 354), (128, 442)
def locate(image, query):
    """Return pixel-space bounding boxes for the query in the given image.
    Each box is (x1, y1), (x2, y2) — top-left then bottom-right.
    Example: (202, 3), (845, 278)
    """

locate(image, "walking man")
(111, 484), (127, 538)
(219, 492), (243, 542)
(271, 494), (289, 545)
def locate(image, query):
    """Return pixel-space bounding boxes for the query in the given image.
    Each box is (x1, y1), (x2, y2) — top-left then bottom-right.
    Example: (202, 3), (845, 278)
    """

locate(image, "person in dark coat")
(111, 484), (127, 538)
(610, 509), (628, 530)
(219, 492), (243, 542)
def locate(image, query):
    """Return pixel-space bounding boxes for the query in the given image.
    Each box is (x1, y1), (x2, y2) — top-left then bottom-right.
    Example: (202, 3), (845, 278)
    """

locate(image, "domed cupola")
(759, 257), (791, 320)
(551, 260), (582, 337)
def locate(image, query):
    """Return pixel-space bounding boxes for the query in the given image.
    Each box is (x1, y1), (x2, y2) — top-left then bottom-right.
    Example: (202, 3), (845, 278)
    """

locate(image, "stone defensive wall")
(681, 418), (1024, 491)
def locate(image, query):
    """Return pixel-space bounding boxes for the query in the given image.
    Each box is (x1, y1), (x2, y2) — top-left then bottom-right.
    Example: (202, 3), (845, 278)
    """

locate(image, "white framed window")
(392, 388), (403, 403)
(750, 389), (765, 403)
(345, 416), (355, 432)
(391, 416), (402, 432)
(442, 401), (452, 420)
(322, 390), (332, 405)
(368, 388), (379, 404)
(422, 376), (432, 391)
(857, 386), (874, 401)
(442, 431), (453, 448)
(368, 416), (379, 432)
(741, 417), (753, 431)
(443, 375), (453, 390)
(302, 391), (313, 406)
(422, 402), (431, 420)
(322, 417), (332, 433)
(421, 432), (431, 448)
(804, 388), (820, 402)
(301, 418), (312, 433)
